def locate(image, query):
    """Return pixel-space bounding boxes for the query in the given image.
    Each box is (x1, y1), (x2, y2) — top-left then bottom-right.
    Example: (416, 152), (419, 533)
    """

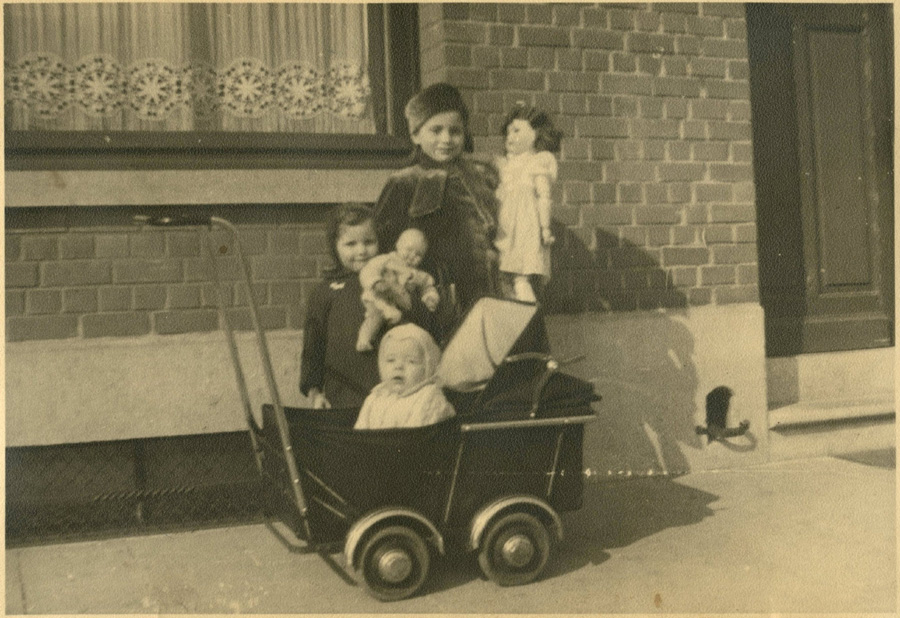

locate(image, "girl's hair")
(325, 202), (375, 273)
(502, 104), (562, 154)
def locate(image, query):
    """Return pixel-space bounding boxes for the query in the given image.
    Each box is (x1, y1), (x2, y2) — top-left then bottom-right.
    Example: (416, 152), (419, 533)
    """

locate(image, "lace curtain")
(4, 3), (375, 134)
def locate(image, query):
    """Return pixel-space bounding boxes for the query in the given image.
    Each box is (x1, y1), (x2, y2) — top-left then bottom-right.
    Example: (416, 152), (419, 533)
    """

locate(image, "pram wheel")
(477, 511), (552, 586)
(357, 525), (431, 602)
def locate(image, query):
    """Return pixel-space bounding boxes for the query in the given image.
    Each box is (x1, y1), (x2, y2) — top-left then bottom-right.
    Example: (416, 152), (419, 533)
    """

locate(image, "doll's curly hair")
(501, 103), (562, 154)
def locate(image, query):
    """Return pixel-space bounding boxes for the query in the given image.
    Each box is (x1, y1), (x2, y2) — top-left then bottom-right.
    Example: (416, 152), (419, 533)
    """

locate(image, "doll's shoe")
(514, 276), (537, 303)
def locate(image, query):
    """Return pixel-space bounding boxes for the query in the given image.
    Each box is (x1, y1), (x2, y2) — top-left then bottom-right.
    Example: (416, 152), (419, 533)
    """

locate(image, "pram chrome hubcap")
(377, 549), (413, 583)
(502, 534), (535, 567)
(357, 525), (431, 601)
(477, 511), (553, 586)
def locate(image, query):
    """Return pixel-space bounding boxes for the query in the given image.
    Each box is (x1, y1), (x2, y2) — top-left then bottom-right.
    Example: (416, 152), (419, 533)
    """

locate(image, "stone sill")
(5, 169), (394, 207)
(768, 396), (895, 430)
(5, 328), (301, 351)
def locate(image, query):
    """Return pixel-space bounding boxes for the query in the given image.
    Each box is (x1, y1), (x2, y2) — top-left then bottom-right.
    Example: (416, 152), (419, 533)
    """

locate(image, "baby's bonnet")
(380, 323), (442, 382)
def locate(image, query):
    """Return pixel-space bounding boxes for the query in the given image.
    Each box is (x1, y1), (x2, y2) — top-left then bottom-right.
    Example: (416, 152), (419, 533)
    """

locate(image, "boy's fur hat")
(405, 82), (474, 152)
(405, 83), (468, 134)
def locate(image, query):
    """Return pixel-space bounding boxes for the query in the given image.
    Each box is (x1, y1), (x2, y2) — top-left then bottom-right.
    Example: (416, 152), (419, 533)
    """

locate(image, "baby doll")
(354, 323), (455, 430)
(493, 103), (562, 303)
(356, 228), (441, 352)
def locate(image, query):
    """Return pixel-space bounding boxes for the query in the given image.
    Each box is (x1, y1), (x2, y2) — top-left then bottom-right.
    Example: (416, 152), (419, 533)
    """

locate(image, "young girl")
(494, 104), (562, 303)
(374, 82), (501, 344)
(299, 203), (382, 409)
(354, 323), (454, 430)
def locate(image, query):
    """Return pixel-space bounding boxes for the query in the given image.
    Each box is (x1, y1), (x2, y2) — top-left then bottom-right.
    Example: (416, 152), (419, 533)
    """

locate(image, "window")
(4, 3), (419, 170)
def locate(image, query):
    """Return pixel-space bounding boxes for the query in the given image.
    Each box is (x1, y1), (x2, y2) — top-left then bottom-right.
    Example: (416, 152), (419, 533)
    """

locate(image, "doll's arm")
(407, 268), (435, 292)
(420, 284), (440, 312)
(360, 256), (403, 321)
(358, 254), (388, 291)
(407, 268), (439, 311)
(534, 173), (555, 245)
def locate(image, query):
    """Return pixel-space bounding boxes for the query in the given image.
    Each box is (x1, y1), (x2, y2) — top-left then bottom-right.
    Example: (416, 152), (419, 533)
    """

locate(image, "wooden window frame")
(4, 4), (419, 172)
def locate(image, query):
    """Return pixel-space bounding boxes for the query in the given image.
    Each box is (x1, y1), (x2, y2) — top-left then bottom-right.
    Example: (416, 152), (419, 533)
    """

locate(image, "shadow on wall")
(541, 223), (705, 476)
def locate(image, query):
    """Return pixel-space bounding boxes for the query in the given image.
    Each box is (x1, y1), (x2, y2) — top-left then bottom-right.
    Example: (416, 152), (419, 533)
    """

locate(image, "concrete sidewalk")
(6, 450), (896, 614)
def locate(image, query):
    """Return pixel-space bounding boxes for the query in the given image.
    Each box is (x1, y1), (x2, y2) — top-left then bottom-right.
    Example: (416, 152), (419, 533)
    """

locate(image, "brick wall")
(6, 2), (761, 343)
(6, 205), (331, 342)
(419, 2), (759, 313)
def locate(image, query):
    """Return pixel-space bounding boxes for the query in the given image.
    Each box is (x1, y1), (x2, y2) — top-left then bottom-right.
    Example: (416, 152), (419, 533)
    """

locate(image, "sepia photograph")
(3, 1), (895, 614)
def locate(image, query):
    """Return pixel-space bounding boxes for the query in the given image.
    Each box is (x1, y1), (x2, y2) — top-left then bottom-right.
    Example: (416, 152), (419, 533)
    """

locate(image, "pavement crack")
(14, 551), (29, 613)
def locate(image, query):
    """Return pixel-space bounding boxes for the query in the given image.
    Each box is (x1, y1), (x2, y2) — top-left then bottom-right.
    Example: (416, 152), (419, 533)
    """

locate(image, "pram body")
(136, 216), (600, 601)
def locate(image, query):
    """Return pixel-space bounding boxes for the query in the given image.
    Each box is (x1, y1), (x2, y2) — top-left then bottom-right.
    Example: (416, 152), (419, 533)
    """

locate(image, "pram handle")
(134, 213), (312, 535)
(505, 352), (553, 364)
(133, 214), (215, 227)
(505, 352), (585, 367)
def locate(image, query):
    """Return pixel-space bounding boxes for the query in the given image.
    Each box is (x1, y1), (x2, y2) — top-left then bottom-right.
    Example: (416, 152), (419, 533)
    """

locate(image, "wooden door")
(747, 4), (894, 356)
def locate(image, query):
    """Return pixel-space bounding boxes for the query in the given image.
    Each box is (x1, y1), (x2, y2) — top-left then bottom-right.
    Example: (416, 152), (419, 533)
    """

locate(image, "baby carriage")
(135, 215), (600, 601)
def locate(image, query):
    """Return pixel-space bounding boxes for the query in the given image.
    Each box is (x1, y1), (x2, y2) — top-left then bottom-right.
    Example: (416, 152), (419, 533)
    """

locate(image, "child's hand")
(541, 227), (555, 246)
(372, 279), (391, 297)
(309, 389), (331, 409)
(383, 305), (402, 323)
(421, 289), (440, 312)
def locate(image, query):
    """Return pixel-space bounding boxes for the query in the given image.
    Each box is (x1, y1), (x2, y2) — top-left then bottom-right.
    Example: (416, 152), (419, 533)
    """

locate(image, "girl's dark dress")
(299, 271), (380, 408)
(374, 151), (501, 344)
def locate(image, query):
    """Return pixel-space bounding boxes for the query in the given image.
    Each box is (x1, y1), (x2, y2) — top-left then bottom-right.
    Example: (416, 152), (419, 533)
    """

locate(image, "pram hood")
(436, 298), (548, 391)
(436, 298), (598, 420)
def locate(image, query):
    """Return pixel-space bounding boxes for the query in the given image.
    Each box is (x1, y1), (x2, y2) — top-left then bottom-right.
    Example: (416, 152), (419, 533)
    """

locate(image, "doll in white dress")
(494, 104), (562, 303)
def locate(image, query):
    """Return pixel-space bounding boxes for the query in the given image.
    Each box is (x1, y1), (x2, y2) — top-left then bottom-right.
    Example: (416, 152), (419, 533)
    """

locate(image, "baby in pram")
(354, 323), (455, 430)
